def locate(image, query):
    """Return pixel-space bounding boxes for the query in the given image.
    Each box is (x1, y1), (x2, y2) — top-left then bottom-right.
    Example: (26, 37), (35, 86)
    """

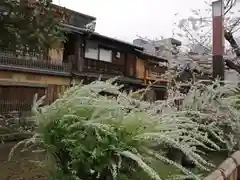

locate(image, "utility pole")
(212, 0), (225, 80)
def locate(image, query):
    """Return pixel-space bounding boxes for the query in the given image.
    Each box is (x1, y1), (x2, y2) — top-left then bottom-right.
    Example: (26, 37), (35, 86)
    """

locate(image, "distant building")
(133, 37), (240, 86)
(133, 38), (182, 66)
(190, 44), (209, 55)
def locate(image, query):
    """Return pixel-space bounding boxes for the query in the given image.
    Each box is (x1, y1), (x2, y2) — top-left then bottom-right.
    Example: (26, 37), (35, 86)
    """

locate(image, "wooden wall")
(112, 51), (125, 66)
(0, 71), (71, 112)
(136, 57), (145, 79)
(0, 86), (46, 113)
(0, 86), (45, 103)
(125, 53), (136, 77)
(0, 71), (70, 86)
(45, 84), (69, 104)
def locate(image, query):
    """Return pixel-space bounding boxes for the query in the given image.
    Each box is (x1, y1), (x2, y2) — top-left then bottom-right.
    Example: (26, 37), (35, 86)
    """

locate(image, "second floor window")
(99, 48), (112, 62)
(85, 41), (98, 59)
(85, 41), (112, 62)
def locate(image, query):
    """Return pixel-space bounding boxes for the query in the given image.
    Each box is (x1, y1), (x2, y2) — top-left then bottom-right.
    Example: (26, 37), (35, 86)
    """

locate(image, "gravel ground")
(0, 142), (48, 180)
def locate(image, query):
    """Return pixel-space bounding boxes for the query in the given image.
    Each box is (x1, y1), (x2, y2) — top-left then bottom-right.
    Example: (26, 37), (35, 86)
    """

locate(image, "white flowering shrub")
(168, 79), (240, 152)
(8, 78), (240, 180)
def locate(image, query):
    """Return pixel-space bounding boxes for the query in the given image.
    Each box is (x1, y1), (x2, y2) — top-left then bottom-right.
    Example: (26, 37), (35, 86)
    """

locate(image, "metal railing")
(0, 52), (71, 73)
(204, 151), (240, 180)
(84, 58), (124, 76)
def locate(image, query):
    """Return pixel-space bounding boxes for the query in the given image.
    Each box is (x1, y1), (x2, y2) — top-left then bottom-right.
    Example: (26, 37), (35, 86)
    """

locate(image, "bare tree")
(173, 0), (240, 79)
(135, 1), (240, 85)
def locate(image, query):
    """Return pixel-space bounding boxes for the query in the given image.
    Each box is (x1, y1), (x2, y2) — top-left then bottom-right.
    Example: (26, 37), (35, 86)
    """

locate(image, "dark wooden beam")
(0, 80), (48, 88)
(76, 34), (85, 72)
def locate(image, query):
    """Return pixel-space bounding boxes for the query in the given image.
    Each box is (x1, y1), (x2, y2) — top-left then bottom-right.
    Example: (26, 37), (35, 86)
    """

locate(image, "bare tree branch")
(224, 30), (240, 57)
(181, 25), (211, 53)
(225, 59), (240, 74)
(224, 0), (236, 15)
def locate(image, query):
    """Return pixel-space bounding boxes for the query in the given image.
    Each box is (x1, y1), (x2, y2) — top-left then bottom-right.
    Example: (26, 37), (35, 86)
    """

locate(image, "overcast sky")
(52, 0), (210, 43)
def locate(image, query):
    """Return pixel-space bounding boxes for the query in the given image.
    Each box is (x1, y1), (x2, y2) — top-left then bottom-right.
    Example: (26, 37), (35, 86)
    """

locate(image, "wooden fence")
(204, 151), (240, 180)
(0, 100), (32, 113)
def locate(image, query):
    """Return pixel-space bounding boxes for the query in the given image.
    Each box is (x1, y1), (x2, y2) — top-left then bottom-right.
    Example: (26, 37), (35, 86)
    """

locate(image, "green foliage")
(230, 87), (240, 110)
(0, 0), (67, 54)
(9, 79), (229, 180)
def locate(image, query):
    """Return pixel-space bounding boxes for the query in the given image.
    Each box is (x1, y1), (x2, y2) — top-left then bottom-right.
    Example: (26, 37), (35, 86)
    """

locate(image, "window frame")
(84, 41), (113, 63)
(98, 47), (112, 62)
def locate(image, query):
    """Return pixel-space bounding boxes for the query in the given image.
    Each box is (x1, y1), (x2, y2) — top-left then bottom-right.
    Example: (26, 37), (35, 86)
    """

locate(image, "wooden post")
(144, 60), (147, 85)
(75, 34), (85, 72)
(124, 53), (128, 76)
(212, 0), (225, 80)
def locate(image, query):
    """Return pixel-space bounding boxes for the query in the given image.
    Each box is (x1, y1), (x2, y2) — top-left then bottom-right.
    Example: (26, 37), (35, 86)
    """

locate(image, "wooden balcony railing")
(204, 151), (240, 180)
(0, 52), (71, 73)
(147, 65), (167, 79)
(84, 58), (124, 76)
(147, 71), (162, 79)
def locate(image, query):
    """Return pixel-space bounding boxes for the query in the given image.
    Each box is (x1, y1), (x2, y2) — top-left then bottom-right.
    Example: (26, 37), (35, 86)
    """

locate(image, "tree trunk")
(224, 30), (240, 75)
(224, 30), (240, 57)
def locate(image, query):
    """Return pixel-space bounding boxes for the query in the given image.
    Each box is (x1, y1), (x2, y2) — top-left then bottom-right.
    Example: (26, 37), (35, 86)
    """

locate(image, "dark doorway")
(63, 33), (77, 64)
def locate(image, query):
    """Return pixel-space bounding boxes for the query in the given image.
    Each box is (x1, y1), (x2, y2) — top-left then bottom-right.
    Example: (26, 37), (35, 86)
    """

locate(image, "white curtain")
(99, 48), (112, 62)
(85, 41), (98, 60)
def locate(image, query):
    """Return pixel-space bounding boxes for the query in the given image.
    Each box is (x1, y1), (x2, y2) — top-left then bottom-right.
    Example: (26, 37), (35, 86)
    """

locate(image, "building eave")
(135, 49), (168, 62)
(52, 4), (96, 21)
(61, 24), (144, 51)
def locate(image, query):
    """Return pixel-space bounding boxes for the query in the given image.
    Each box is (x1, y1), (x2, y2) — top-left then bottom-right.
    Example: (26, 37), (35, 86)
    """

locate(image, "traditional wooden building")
(135, 50), (168, 101)
(0, 4), (96, 113)
(60, 24), (169, 98)
(0, 52), (71, 112)
(61, 25), (145, 86)
(0, 3), (169, 113)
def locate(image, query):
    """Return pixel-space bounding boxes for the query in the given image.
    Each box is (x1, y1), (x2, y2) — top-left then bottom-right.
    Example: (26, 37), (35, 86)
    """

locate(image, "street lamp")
(212, 0), (225, 80)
